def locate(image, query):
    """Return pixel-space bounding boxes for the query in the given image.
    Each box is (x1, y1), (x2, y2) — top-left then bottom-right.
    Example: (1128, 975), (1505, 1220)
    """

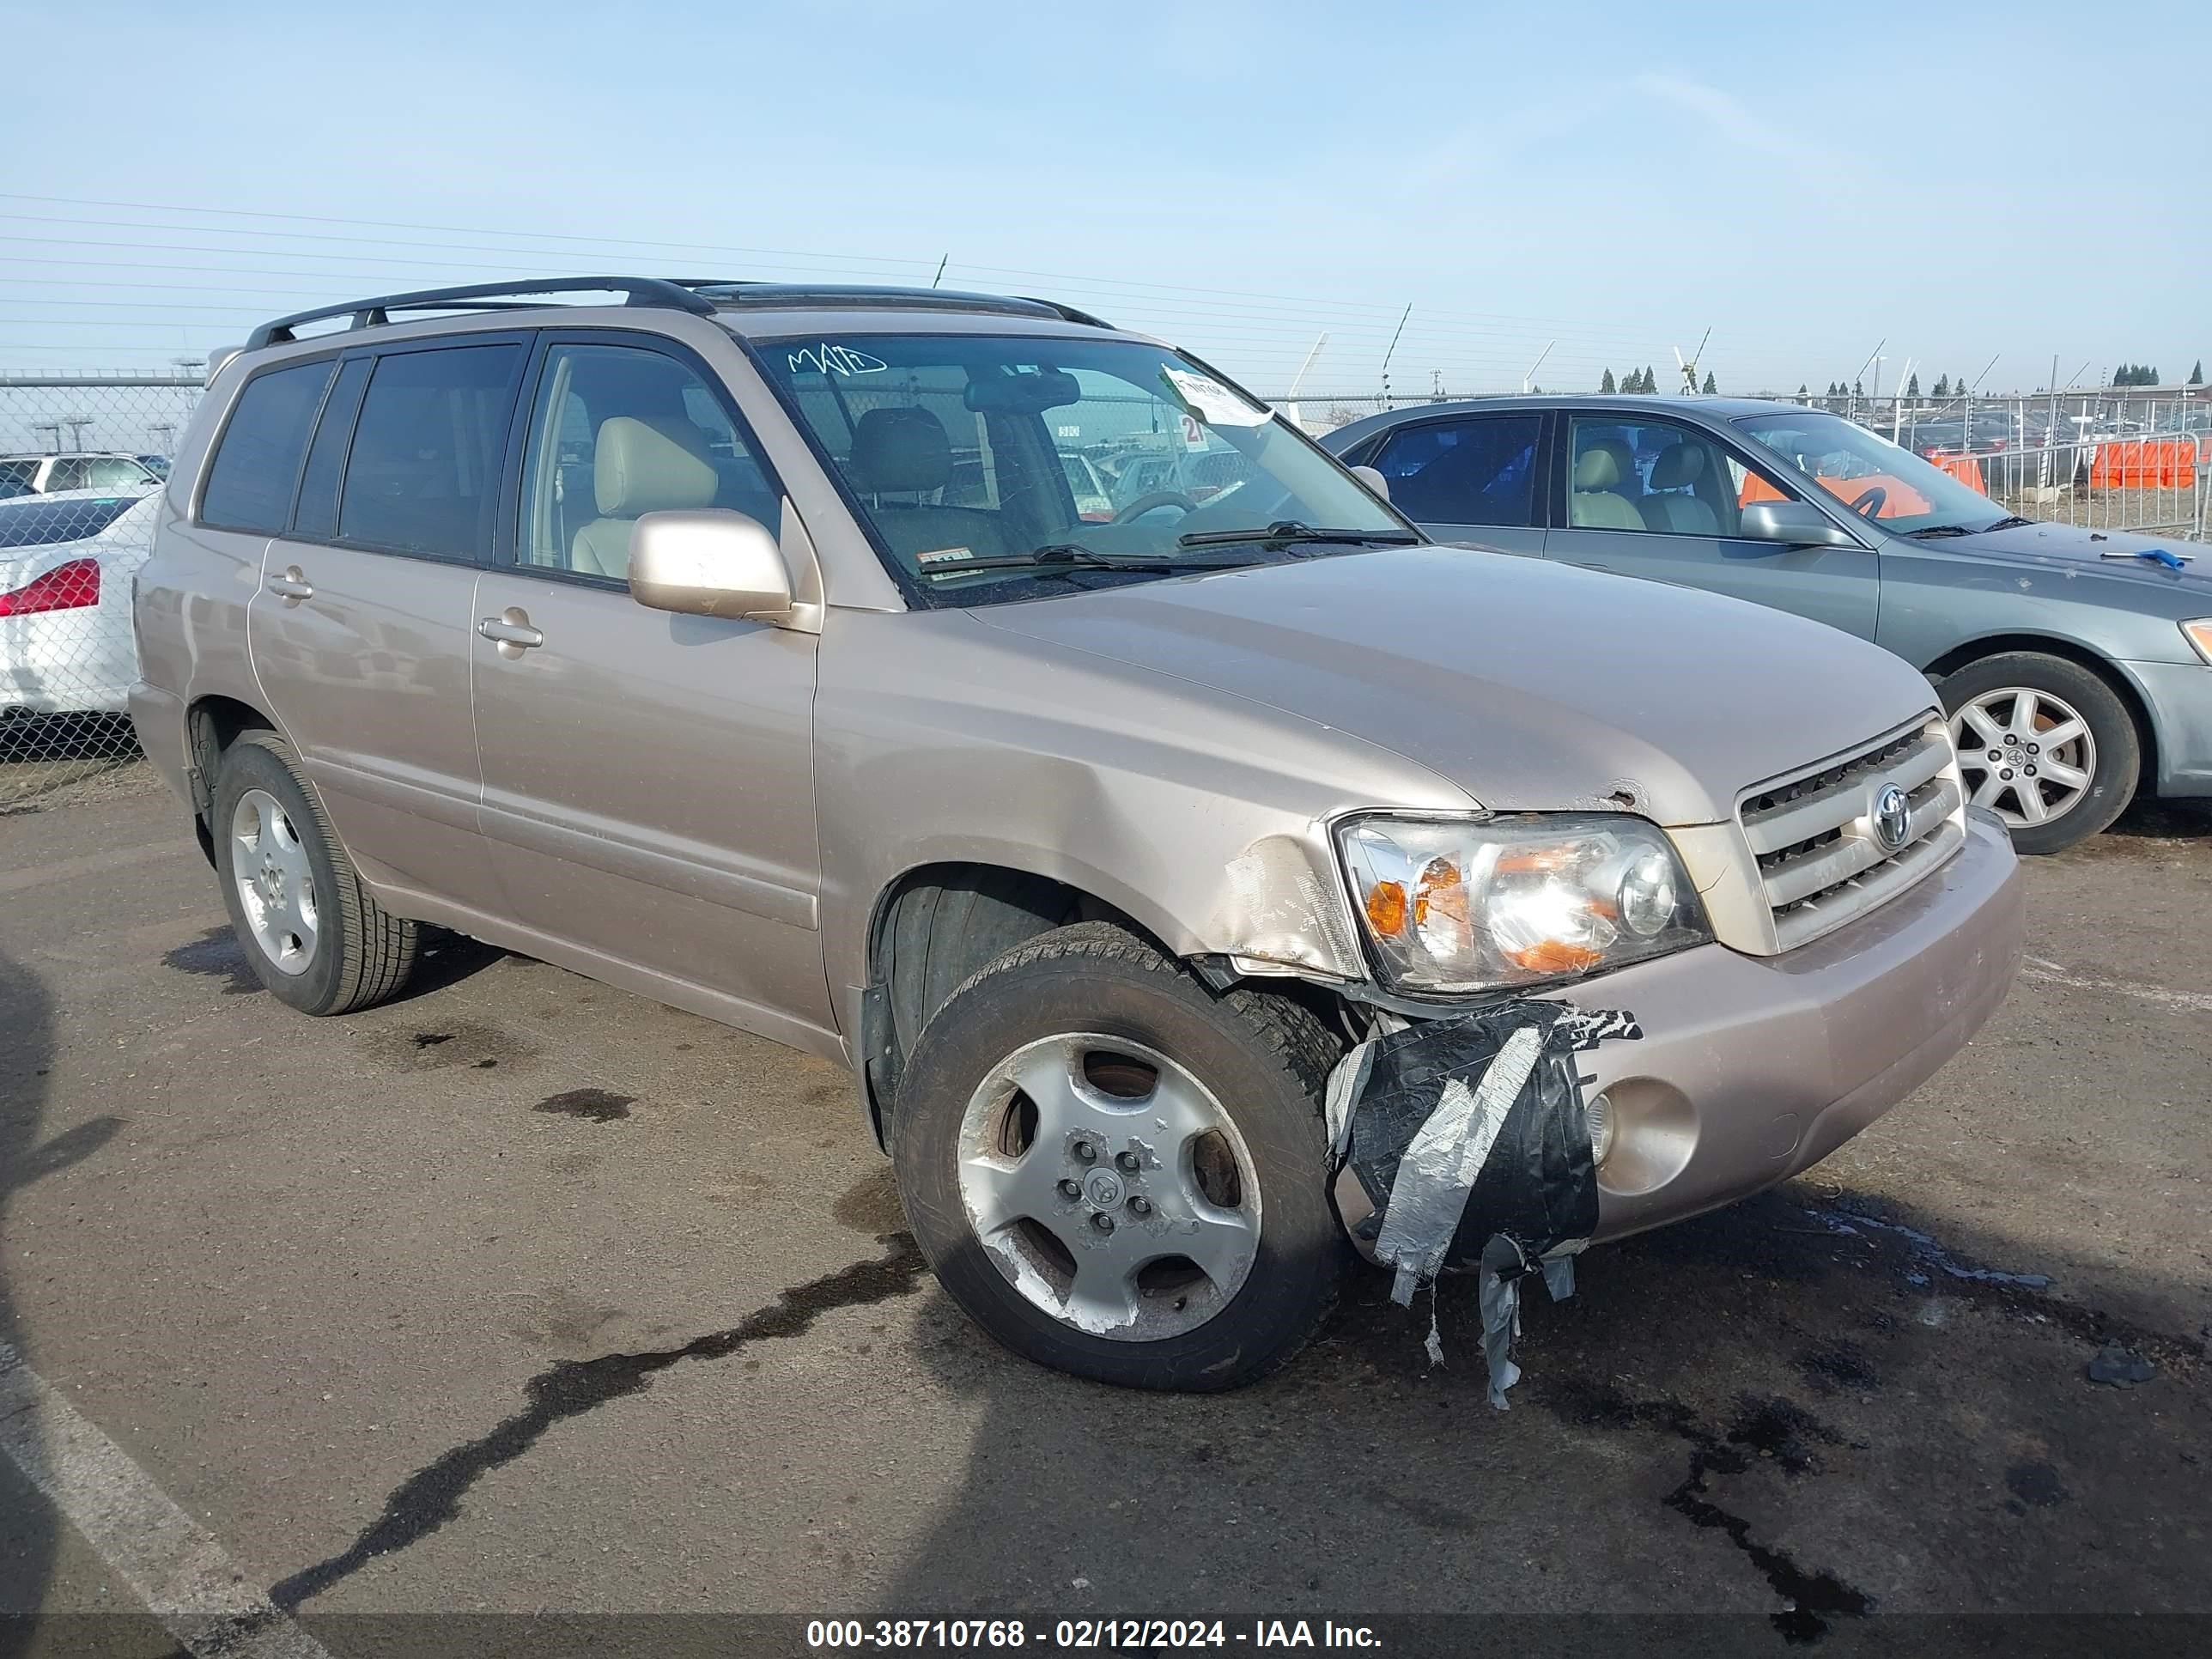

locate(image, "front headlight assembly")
(2182, 619), (2212, 665)
(1337, 813), (1711, 994)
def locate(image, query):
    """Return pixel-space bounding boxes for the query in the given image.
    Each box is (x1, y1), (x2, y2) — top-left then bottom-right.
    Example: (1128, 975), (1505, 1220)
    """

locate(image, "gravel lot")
(1, 769), (2206, 1656)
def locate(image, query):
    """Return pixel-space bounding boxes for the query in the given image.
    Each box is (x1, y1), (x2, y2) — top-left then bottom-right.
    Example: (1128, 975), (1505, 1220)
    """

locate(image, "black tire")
(890, 921), (1343, 1391)
(1937, 651), (2140, 855)
(210, 732), (418, 1014)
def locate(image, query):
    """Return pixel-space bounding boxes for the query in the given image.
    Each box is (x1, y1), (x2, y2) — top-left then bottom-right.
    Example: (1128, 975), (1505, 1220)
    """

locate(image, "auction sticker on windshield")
(1161, 367), (1270, 427)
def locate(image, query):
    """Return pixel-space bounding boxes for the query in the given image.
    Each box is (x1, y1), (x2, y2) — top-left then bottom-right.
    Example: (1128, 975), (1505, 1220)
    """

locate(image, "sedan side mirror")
(1350, 464), (1390, 502)
(629, 509), (797, 623)
(1738, 500), (1861, 550)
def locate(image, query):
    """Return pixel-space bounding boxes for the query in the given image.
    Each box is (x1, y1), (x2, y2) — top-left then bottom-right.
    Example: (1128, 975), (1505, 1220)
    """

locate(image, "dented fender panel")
(817, 608), (1480, 1042)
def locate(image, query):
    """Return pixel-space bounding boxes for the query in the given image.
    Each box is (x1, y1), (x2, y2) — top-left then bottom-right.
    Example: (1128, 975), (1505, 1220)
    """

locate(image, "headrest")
(1650, 443), (1706, 489)
(593, 416), (718, 518)
(1573, 447), (1622, 490)
(850, 406), (951, 495)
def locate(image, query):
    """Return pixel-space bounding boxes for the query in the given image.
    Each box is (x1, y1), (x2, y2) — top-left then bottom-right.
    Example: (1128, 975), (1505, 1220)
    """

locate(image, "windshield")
(1733, 410), (2006, 534)
(757, 333), (1414, 602)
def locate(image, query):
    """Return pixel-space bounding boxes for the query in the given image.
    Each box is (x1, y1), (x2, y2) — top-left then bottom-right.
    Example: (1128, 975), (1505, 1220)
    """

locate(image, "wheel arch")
(1923, 633), (2159, 791)
(184, 693), (280, 866)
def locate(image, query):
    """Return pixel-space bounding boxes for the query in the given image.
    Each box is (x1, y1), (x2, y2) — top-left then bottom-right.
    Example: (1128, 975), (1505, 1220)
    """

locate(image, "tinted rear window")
(200, 361), (337, 533)
(1370, 415), (1541, 527)
(0, 495), (141, 549)
(337, 344), (521, 559)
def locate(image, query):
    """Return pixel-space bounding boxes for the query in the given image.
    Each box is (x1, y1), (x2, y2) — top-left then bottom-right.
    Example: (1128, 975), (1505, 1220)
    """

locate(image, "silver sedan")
(1, 485), (161, 714)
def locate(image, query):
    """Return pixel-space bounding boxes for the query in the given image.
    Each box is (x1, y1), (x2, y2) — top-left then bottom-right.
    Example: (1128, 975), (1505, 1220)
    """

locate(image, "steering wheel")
(1849, 485), (1887, 520)
(1113, 490), (1199, 523)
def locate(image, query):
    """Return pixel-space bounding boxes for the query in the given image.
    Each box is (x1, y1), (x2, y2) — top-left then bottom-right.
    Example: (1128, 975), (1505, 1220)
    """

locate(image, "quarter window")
(1369, 415), (1541, 526)
(516, 343), (778, 582)
(337, 344), (522, 559)
(199, 360), (337, 533)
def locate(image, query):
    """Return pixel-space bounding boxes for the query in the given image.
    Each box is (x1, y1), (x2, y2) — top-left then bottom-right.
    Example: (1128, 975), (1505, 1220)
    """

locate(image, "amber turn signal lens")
(1501, 938), (1605, 974)
(1365, 880), (1408, 936)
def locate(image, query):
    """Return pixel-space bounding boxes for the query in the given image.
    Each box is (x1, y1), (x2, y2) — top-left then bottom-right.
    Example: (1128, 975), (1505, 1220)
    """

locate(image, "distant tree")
(1906, 372), (1921, 397)
(1797, 382), (1809, 396)
(1853, 380), (1863, 398)
(1529, 384), (1543, 395)
(2190, 360), (2203, 385)
(1643, 366), (1657, 395)
(1601, 368), (1617, 393)
(1932, 374), (1950, 398)
(1701, 369), (1717, 394)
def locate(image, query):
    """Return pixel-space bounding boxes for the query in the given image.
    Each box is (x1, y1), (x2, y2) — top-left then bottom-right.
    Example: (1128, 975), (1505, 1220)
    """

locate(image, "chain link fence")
(2, 374), (200, 811)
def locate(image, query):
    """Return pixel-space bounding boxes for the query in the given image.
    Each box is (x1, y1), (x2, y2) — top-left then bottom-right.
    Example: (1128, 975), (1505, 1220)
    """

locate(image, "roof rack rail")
(678, 281), (1113, 330)
(244, 276), (723, 349)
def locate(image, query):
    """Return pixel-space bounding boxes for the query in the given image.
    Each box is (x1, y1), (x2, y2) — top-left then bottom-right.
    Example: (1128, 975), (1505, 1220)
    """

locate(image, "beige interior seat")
(1640, 443), (1722, 534)
(847, 407), (1009, 568)
(570, 416), (720, 580)
(1568, 446), (1646, 530)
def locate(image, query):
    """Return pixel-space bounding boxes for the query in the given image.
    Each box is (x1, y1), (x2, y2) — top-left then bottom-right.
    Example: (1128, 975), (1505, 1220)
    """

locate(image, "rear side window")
(199, 361), (337, 533)
(1370, 415), (1541, 526)
(338, 344), (522, 560)
(291, 356), (374, 539)
(0, 495), (142, 548)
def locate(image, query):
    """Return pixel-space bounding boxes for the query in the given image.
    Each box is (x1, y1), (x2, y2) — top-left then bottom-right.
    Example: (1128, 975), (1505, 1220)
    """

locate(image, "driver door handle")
(265, 566), (313, 600)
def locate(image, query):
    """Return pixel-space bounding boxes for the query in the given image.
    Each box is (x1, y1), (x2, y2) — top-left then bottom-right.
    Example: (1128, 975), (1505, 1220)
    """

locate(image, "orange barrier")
(1926, 454), (1989, 495)
(1740, 471), (1935, 518)
(2088, 440), (2197, 490)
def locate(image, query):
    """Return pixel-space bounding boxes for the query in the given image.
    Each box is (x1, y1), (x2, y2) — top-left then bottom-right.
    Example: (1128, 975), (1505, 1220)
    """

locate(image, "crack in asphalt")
(269, 1234), (929, 1610)
(1554, 1383), (1872, 1643)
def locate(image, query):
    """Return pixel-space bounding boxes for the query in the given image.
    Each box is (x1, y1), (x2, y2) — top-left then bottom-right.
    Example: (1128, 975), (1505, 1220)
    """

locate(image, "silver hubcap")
(1950, 687), (2096, 830)
(956, 1034), (1261, 1342)
(230, 787), (318, 975)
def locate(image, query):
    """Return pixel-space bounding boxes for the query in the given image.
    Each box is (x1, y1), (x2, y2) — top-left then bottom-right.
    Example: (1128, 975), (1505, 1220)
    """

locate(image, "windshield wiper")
(1902, 524), (1979, 539)
(917, 544), (1261, 580)
(1978, 514), (2034, 531)
(1176, 520), (1419, 549)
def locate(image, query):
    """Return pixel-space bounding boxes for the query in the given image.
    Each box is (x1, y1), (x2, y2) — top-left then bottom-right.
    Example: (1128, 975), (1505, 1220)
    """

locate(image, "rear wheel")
(210, 732), (418, 1013)
(890, 922), (1342, 1390)
(1940, 652), (2139, 854)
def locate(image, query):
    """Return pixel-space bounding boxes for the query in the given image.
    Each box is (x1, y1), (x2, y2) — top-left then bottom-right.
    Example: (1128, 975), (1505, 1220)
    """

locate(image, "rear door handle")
(266, 566), (313, 600)
(477, 611), (544, 653)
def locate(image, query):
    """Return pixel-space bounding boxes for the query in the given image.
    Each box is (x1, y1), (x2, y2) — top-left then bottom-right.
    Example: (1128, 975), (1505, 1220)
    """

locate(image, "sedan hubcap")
(231, 788), (318, 975)
(1949, 687), (2095, 830)
(956, 1034), (1261, 1341)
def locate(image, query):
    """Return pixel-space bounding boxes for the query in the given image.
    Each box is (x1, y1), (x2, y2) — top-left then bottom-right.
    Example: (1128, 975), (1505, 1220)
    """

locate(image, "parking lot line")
(0, 1344), (331, 1659)
(2019, 956), (2212, 1014)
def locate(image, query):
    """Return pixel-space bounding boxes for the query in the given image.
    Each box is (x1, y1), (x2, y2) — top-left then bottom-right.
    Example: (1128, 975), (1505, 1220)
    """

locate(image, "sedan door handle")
(266, 566), (313, 600)
(477, 611), (544, 654)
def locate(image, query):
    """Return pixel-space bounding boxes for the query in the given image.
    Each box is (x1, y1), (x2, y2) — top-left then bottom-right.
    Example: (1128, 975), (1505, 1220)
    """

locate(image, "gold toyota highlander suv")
(131, 278), (2026, 1389)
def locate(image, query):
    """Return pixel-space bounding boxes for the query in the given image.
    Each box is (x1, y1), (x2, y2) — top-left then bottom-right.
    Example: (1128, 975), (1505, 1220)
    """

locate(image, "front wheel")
(890, 922), (1343, 1390)
(1940, 651), (2139, 854)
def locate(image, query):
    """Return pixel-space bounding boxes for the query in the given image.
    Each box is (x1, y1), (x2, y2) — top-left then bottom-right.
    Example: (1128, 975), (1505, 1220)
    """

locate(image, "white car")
(0, 485), (161, 714)
(0, 452), (165, 497)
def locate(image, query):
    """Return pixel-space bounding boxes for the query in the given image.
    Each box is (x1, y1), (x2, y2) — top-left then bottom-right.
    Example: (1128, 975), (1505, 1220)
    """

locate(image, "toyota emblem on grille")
(1872, 782), (1911, 851)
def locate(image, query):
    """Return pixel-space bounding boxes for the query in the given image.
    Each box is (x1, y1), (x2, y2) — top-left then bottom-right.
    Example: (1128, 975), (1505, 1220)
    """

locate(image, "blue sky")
(3, 0), (2206, 394)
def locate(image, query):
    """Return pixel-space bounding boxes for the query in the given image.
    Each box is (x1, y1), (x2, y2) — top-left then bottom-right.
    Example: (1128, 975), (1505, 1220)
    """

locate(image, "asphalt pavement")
(1, 769), (2205, 1657)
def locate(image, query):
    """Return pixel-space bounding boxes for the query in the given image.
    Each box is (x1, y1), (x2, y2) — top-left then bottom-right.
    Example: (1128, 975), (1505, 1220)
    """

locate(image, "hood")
(1923, 519), (2211, 586)
(973, 545), (1938, 825)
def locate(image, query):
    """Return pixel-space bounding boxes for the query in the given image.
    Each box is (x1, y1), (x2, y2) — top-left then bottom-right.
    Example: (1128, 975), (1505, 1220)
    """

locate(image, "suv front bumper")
(1567, 809), (2023, 1241)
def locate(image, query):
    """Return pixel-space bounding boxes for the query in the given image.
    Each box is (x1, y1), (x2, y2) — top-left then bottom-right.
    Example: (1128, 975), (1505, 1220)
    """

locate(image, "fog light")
(1587, 1090), (1614, 1165)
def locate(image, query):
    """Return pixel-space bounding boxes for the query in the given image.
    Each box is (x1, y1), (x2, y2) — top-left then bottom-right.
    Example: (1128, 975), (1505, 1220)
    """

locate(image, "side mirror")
(629, 509), (796, 623)
(1350, 464), (1390, 502)
(1738, 500), (1860, 549)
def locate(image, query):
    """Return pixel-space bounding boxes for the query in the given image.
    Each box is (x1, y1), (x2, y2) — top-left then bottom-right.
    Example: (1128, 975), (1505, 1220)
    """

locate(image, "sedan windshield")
(758, 333), (1415, 603)
(1734, 410), (2008, 535)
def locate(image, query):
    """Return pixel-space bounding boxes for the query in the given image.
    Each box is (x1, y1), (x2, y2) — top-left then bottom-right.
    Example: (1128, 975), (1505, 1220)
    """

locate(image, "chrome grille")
(1739, 715), (1966, 951)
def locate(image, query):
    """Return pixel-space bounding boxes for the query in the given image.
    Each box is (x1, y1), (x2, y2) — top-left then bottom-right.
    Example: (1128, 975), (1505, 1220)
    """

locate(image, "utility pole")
(1284, 333), (1328, 431)
(63, 416), (95, 450)
(1522, 339), (1554, 394)
(31, 422), (62, 453)
(1379, 304), (1411, 408)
